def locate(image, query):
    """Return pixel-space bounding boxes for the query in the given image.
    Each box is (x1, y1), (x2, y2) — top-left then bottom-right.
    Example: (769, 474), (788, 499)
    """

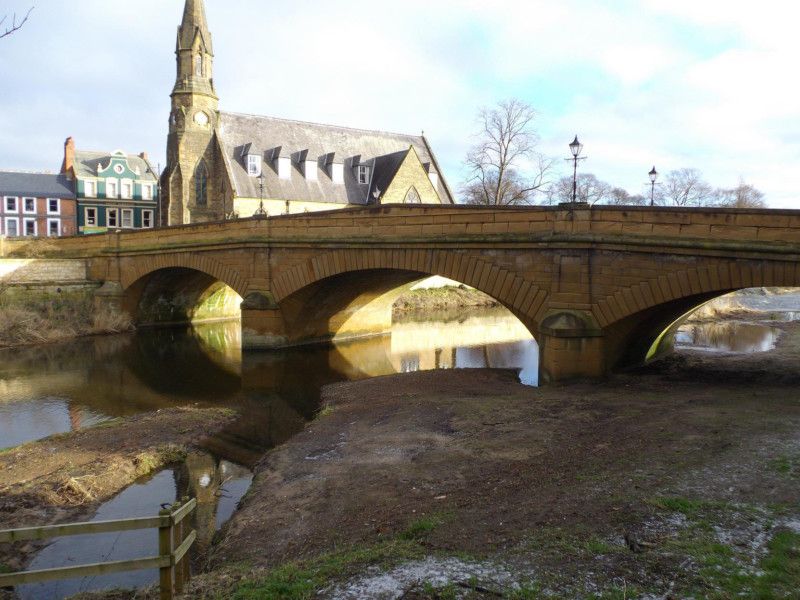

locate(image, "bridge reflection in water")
(0, 306), (538, 456)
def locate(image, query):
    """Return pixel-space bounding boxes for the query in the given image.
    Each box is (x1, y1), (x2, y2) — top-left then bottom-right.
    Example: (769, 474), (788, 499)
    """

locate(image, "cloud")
(0, 0), (798, 207)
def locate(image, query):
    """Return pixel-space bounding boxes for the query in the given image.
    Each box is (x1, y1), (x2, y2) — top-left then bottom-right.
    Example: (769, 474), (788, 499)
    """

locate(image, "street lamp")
(566, 135), (587, 204)
(648, 166), (658, 207)
(254, 172), (267, 218)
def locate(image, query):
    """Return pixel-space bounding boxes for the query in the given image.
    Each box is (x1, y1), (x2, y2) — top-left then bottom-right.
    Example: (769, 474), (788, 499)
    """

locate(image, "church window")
(357, 165), (371, 185)
(404, 186), (422, 204)
(195, 55), (203, 77)
(247, 154), (261, 177)
(195, 161), (208, 206)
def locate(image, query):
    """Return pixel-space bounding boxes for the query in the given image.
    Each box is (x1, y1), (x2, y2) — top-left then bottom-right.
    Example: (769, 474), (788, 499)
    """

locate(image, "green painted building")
(62, 137), (159, 235)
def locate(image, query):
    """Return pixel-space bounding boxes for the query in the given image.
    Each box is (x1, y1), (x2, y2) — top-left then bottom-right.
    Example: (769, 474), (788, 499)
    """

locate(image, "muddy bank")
(0, 407), (236, 573)
(393, 286), (498, 315)
(200, 326), (800, 598)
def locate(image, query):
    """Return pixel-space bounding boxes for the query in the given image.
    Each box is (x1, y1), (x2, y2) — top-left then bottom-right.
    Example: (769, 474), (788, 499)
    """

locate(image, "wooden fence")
(0, 497), (197, 600)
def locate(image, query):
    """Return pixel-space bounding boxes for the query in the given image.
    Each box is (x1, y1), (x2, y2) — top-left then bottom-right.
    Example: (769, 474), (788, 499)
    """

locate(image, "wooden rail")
(0, 497), (197, 600)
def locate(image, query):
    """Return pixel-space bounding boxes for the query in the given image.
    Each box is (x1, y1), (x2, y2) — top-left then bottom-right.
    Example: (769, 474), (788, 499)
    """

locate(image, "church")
(162, 0), (455, 226)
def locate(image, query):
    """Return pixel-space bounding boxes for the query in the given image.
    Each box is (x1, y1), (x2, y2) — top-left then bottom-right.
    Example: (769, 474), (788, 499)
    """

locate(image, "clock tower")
(162, 0), (222, 225)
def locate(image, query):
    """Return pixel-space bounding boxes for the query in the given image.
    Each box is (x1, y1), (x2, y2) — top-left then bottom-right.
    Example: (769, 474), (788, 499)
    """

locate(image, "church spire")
(178, 0), (212, 54)
(173, 0), (216, 99)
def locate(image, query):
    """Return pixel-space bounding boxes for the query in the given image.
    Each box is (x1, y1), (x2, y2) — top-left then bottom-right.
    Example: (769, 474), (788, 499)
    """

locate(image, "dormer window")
(277, 156), (291, 180)
(330, 162), (344, 184)
(357, 165), (371, 185)
(304, 160), (318, 181)
(247, 154), (261, 177)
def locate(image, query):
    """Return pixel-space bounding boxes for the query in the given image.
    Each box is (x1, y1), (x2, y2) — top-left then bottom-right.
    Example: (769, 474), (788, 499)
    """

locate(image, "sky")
(1, 0), (799, 207)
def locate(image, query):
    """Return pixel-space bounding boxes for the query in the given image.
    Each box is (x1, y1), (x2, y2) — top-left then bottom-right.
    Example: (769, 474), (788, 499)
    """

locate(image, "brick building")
(162, 0), (454, 226)
(61, 138), (160, 234)
(0, 171), (77, 237)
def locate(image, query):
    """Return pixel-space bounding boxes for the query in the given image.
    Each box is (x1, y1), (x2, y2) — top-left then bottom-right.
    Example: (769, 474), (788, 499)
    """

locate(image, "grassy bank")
(0, 287), (132, 348)
(393, 285), (498, 315)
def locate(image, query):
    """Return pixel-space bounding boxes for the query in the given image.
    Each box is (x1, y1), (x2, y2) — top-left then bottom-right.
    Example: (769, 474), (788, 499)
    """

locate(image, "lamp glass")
(649, 167), (658, 183)
(569, 136), (583, 158)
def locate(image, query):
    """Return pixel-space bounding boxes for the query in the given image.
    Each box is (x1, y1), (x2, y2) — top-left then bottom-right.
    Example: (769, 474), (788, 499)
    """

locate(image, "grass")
(229, 539), (426, 600)
(0, 289), (132, 348)
(769, 454), (800, 478)
(399, 514), (447, 540)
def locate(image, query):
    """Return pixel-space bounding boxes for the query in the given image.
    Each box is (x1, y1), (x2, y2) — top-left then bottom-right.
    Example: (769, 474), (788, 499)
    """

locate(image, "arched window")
(194, 54), (203, 77)
(404, 186), (421, 204)
(195, 161), (208, 206)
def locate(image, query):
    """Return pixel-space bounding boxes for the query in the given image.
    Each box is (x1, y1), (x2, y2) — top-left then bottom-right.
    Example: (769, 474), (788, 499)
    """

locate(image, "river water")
(4, 296), (798, 598)
(2, 307), (537, 599)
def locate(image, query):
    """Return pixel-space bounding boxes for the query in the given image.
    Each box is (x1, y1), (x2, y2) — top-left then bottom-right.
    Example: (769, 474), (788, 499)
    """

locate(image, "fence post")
(159, 506), (175, 600)
(174, 498), (186, 594)
(180, 495), (191, 589)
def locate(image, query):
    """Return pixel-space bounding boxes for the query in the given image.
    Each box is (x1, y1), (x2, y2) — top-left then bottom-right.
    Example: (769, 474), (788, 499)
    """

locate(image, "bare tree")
(714, 180), (767, 208)
(658, 168), (714, 207)
(462, 99), (552, 205)
(607, 187), (647, 206)
(544, 173), (613, 205)
(0, 6), (33, 39)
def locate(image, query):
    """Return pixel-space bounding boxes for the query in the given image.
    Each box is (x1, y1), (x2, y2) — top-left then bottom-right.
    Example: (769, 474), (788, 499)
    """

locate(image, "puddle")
(15, 454), (252, 600)
(676, 321), (781, 353)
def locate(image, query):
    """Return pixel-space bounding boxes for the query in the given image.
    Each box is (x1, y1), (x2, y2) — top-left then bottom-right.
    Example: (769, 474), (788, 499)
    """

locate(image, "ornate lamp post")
(648, 166), (658, 206)
(567, 136), (587, 203)
(254, 172), (267, 218)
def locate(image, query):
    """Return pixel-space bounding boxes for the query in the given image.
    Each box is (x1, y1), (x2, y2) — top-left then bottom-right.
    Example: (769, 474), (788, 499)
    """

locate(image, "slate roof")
(0, 171), (75, 198)
(216, 111), (455, 205)
(73, 151), (158, 182)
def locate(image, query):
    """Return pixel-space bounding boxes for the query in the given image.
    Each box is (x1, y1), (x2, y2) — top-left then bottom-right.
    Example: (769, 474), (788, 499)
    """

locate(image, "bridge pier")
(537, 310), (606, 383)
(240, 291), (289, 350)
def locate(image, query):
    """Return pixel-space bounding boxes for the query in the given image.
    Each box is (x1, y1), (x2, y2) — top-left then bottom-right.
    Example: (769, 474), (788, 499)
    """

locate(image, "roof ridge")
(74, 150), (146, 159)
(219, 110), (424, 141)
(0, 169), (59, 175)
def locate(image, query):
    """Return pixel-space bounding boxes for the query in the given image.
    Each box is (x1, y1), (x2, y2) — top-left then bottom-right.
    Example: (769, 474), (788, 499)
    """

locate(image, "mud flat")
(194, 324), (800, 599)
(0, 407), (236, 575)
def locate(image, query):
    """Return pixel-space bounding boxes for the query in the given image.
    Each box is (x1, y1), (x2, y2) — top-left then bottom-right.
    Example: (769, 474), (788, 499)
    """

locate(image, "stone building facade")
(162, 0), (454, 226)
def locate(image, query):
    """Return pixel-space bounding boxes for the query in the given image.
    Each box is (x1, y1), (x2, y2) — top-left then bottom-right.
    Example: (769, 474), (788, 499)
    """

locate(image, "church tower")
(163, 0), (222, 225)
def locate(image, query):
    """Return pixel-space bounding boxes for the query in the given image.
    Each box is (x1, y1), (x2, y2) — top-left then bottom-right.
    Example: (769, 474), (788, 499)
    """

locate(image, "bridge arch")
(121, 253), (246, 326)
(599, 260), (800, 369)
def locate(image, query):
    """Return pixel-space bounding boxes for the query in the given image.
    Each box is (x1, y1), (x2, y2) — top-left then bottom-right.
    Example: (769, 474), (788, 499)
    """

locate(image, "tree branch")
(0, 6), (33, 39)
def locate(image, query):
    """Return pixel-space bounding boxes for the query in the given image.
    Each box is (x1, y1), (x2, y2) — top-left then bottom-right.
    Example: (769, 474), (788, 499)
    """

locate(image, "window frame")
(120, 179), (133, 200)
(142, 209), (154, 229)
(247, 154), (261, 177)
(3, 217), (19, 237)
(4, 196), (18, 214)
(47, 218), (61, 237)
(84, 180), (97, 198)
(105, 178), (118, 199)
(141, 184), (153, 201)
(121, 208), (134, 229)
(357, 165), (371, 185)
(47, 198), (61, 215)
(23, 217), (37, 237)
(85, 207), (98, 227)
(23, 197), (36, 214)
(107, 208), (119, 228)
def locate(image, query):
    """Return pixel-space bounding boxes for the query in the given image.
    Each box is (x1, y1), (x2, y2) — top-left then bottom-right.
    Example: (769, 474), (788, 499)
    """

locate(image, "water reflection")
(676, 321), (781, 353)
(0, 308), (538, 453)
(16, 451), (252, 600)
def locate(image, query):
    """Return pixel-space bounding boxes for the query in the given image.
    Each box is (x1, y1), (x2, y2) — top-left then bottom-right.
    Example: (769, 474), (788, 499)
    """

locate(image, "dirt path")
(200, 325), (800, 598)
(0, 407), (236, 573)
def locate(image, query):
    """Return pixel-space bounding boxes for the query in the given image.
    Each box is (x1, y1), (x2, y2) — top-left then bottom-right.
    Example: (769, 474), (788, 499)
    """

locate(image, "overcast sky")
(1, 0), (798, 207)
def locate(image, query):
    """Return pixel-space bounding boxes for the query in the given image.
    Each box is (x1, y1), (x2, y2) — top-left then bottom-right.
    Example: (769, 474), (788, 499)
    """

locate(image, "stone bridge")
(5, 204), (800, 382)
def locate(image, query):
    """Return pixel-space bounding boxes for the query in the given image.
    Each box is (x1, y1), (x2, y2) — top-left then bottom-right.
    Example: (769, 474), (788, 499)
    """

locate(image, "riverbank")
(393, 285), (498, 315)
(0, 291), (132, 348)
(0, 407), (236, 576)
(190, 323), (800, 599)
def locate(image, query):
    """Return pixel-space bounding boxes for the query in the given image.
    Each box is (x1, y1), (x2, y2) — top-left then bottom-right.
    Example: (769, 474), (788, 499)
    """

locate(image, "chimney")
(139, 151), (148, 161)
(62, 137), (75, 176)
